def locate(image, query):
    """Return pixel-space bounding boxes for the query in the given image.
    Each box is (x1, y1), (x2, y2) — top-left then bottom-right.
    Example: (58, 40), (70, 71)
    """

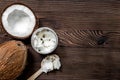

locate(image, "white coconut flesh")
(31, 27), (58, 54)
(2, 4), (36, 38)
(41, 54), (61, 73)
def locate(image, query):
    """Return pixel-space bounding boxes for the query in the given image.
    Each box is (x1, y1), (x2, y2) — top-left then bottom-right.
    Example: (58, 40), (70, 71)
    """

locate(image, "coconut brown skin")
(0, 40), (27, 80)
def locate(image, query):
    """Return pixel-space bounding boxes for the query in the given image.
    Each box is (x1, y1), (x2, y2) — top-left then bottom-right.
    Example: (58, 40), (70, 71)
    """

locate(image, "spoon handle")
(27, 68), (42, 80)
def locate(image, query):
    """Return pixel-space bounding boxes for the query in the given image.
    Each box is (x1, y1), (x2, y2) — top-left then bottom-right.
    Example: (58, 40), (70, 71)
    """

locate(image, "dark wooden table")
(0, 0), (120, 80)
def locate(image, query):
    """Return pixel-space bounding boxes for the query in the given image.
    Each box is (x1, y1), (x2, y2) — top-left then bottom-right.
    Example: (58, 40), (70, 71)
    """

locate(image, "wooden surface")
(0, 0), (120, 80)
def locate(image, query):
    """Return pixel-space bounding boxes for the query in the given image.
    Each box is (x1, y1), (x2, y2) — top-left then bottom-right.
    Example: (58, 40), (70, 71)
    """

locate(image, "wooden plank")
(0, 0), (120, 30)
(17, 47), (120, 80)
(0, 29), (120, 48)
(56, 30), (120, 48)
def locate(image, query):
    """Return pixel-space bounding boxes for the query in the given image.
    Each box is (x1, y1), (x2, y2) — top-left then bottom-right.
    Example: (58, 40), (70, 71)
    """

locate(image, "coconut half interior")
(2, 4), (36, 38)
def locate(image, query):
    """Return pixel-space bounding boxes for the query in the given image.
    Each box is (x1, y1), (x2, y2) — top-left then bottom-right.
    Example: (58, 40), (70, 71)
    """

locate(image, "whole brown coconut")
(0, 40), (27, 80)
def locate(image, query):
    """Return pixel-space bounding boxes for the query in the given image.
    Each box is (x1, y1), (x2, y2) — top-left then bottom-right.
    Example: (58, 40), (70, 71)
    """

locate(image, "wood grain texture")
(0, 0), (119, 80)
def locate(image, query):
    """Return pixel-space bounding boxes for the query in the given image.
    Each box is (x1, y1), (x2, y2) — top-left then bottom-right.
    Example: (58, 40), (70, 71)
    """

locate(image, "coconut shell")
(1, 3), (37, 40)
(0, 40), (27, 80)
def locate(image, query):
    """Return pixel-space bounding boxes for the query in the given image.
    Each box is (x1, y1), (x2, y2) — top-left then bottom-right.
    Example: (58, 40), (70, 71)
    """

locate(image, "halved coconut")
(1, 4), (36, 39)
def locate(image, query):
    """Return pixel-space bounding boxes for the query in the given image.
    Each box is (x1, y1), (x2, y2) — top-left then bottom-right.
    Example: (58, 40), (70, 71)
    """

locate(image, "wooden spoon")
(27, 54), (61, 80)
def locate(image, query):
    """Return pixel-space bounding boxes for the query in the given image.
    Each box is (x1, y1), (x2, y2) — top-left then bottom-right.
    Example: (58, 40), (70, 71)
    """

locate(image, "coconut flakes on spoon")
(27, 54), (61, 80)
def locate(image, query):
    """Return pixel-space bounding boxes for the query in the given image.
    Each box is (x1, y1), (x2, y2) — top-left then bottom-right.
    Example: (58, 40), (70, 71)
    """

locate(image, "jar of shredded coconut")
(31, 27), (58, 54)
